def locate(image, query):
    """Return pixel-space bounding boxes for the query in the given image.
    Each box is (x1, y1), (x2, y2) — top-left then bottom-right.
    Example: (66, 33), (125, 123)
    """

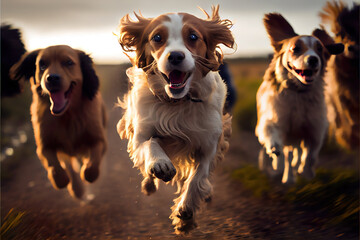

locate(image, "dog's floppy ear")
(312, 28), (344, 59)
(118, 13), (153, 69)
(78, 51), (99, 100)
(10, 50), (40, 84)
(264, 13), (298, 52)
(200, 5), (235, 70)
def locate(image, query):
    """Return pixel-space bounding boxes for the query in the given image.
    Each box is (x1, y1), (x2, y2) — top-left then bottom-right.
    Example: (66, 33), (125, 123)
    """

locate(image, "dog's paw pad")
(81, 164), (99, 183)
(47, 167), (69, 189)
(150, 159), (176, 182)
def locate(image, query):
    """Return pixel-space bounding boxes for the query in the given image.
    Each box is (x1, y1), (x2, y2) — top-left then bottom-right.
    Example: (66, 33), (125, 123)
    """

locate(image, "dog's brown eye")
(39, 60), (47, 71)
(152, 34), (162, 43)
(64, 60), (74, 66)
(189, 33), (198, 41)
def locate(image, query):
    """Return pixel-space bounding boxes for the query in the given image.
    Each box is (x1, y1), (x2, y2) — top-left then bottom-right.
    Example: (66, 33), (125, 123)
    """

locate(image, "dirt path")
(1, 65), (356, 239)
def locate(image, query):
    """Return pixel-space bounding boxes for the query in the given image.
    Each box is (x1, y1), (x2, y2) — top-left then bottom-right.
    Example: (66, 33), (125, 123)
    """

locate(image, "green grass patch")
(286, 168), (359, 231)
(232, 165), (359, 232)
(231, 164), (272, 198)
(1, 85), (32, 123)
(232, 77), (261, 131)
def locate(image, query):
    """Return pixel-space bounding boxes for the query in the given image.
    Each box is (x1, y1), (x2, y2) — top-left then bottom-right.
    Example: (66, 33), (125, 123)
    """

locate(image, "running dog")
(10, 45), (107, 199)
(117, 6), (233, 233)
(255, 13), (343, 183)
(320, 1), (360, 149)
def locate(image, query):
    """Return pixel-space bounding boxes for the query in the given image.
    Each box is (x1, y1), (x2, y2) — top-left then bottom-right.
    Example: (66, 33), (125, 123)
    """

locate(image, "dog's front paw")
(149, 159), (176, 182)
(47, 166), (69, 189)
(266, 141), (281, 157)
(271, 144), (281, 156)
(80, 163), (99, 183)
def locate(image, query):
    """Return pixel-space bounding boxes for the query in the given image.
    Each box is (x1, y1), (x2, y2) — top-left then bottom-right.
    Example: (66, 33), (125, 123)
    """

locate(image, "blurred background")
(1, 0), (356, 64)
(1, 0), (359, 239)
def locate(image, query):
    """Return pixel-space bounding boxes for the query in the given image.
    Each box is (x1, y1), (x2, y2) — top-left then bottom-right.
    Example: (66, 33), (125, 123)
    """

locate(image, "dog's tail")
(212, 113), (232, 171)
(319, 1), (345, 34)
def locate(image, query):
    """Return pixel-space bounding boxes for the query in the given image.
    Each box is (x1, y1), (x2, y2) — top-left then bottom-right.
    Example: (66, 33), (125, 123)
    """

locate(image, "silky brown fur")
(320, 1), (360, 149)
(10, 45), (107, 199)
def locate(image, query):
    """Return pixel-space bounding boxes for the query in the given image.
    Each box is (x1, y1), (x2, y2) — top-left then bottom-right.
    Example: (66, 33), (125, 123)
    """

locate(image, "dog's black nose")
(307, 56), (319, 68)
(46, 74), (61, 92)
(168, 51), (185, 65)
(47, 74), (61, 84)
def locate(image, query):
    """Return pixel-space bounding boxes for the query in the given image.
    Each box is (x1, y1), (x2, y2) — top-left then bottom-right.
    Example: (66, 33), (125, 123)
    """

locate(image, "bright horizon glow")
(22, 25), (262, 65)
(23, 28), (127, 64)
(2, 0), (357, 64)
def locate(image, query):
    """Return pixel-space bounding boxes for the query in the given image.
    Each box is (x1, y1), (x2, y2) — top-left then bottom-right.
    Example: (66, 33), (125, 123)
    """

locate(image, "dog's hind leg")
(58, 153), (84, 199)
(37, 148), (69, 189)
(281, 146), (295, 184)
(259, 147), (283, 179)
(170, 149), (214, 234)
(298, 140), (322, 180)
(256, 120), (283, 158)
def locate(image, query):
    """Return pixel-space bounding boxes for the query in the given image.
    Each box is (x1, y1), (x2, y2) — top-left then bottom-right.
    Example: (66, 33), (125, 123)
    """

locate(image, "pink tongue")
(169, 71), (185, 85)
(50, 92), (66, 112)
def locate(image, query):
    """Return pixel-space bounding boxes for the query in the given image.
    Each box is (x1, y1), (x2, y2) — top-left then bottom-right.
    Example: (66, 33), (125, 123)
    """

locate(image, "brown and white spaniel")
(117, 5), (234, 234)
(255, 13), (343, 184)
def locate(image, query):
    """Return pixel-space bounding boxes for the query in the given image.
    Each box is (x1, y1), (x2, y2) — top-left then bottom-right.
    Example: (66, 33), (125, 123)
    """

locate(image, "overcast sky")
(1, 0), (358, 64)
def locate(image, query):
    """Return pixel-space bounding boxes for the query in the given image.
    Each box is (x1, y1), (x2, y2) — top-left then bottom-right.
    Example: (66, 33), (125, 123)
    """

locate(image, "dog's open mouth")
(162, 70), (191, 91)
(287, 62), (316, 83)
(49, 82), (76, 115)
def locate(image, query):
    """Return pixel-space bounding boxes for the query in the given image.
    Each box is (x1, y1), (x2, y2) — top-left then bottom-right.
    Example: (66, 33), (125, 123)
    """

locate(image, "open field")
(1, 58), (359, 239)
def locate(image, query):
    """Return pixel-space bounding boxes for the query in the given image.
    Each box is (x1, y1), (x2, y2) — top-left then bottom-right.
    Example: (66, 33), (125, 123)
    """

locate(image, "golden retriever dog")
(255, 13), (343, 184)
(320, 1), (360, 150)
(117, 6), (233, 233)
(10, 45), (107, 199)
